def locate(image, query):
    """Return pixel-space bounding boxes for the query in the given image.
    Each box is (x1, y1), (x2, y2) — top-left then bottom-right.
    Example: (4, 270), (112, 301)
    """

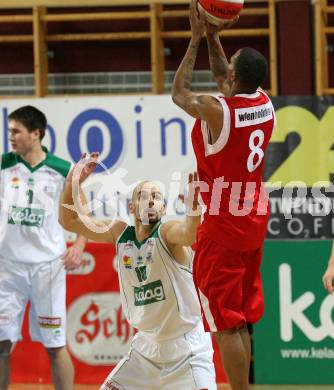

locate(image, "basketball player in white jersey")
(0, 106), (87, 390)
(59, 153), (217, 390)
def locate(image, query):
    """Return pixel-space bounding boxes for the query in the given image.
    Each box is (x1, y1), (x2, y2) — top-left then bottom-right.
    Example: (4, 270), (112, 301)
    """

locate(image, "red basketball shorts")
(193, 230), (264, 332)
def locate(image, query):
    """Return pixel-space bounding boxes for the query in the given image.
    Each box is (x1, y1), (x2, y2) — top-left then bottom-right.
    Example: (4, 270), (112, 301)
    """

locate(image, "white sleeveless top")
(0, 149), (71, 262)
(116, 223), (202, 342)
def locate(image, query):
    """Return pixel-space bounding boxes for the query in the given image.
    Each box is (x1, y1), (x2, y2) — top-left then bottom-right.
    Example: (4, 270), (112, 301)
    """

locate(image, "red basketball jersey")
(192, 90), (276, 250)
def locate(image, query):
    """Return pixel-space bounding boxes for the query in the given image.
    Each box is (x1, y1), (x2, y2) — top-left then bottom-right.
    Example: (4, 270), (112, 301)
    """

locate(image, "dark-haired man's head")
(229, 48), (268, 93)
(8, 105), (47, 156)
(9, 105), (47, 140)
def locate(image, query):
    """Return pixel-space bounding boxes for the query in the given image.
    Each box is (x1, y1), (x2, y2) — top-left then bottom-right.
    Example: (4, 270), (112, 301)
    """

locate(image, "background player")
(0, 106), (87, 390)
(59, 153), (216, 390)
(172, 2), (276, 389)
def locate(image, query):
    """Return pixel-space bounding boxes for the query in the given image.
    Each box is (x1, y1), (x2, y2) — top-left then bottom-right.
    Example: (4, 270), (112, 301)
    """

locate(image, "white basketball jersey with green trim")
(0, 149), (71, 262)
(117, 223), (202, 341)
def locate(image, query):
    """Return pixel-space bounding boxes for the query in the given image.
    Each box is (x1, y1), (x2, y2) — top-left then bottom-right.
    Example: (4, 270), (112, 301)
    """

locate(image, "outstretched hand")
(189, 0), (206, 41)
(62, 242), (85, 271)
(179, 172), (202, 216)
(205, 15), (239, 35)
(67, 152), (100, 185)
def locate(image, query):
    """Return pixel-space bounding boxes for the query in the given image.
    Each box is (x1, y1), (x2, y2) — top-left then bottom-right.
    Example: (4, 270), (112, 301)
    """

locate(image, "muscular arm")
(171, 37), (203, 119)
(59, 178), (126, 245)
(160, 216), (200, 267)
(171, 37), (224, 139)
(159, 172), (201, 266)
(161, 215), (201, 248)
(206, 32), (230, 95)
(171, 1), (225, 141)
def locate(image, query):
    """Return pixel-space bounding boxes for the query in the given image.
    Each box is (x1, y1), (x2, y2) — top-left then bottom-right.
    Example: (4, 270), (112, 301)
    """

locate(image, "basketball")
(198, 0), (244, 25)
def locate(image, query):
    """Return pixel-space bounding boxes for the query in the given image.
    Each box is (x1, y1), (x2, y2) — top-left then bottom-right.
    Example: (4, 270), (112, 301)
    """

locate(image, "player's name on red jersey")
(235, 101), (273, 128)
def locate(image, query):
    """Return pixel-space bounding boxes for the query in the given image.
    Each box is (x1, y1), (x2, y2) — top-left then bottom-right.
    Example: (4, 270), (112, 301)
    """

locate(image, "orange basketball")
(198, 0), (244, 24)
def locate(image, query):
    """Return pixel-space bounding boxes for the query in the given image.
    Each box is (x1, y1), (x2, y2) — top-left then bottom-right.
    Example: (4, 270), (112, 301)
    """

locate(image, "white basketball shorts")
(0, 257), (66, 348)
(100, 322), (217, 390)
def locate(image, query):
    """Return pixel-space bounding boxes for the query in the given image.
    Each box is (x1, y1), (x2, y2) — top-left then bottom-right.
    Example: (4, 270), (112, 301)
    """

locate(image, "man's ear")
(32, 129), (41, 141)
(161, 202), (166, 217)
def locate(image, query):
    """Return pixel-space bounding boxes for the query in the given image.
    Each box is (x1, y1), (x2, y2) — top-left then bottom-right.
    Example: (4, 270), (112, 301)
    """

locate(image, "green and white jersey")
(117, 223), (202, 342)
(0, 148), (71, 263)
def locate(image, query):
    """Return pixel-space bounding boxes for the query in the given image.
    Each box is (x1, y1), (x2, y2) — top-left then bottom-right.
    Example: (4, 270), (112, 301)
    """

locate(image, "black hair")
(8, 105), (47, 140)
(234, 48), (268, 92)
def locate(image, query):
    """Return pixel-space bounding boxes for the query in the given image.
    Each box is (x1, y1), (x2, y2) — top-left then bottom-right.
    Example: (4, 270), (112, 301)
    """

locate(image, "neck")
(134, 219), (159, 241)
(232, 83), (257, 96)
(20, 144), (46, 167)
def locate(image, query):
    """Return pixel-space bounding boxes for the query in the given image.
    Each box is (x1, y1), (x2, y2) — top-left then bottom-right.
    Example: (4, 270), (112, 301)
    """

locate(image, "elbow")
(58, 215), (69, 230)
(58, 212), (65, 228)
(171, 92), (179, 106)
(172, 94), (185, 112)
(58, 213), (73, 231)
(171, 87), (182, 107)
(60, 219), (78, 234)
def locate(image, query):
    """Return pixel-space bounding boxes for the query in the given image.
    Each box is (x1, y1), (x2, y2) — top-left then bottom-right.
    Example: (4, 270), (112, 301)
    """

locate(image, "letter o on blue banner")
(67, 109), (123, 172)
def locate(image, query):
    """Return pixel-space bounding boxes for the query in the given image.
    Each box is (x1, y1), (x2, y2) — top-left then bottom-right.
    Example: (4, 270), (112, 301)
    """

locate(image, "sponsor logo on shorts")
(0, 313), (12, 325)
(8, 206), (45, 227)
(52, 328), (62, 338)
(103, 381), (123, 390)
(38, 316), (62, 329)
(134, 280), (166, 306)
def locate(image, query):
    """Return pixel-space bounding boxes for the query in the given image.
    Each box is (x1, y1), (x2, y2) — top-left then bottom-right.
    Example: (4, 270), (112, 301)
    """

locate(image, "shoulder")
(159, 220), (175, 235)
(116, 224), (134, 245)
(1, 152), (18, 171)
(159, 220), (180, 246)
(45, 154), (71, 178)
(159, 222), (192, 266)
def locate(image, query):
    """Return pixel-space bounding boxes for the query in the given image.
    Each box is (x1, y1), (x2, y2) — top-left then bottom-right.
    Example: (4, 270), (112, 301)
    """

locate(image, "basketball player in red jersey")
(172, 2), (276, 390)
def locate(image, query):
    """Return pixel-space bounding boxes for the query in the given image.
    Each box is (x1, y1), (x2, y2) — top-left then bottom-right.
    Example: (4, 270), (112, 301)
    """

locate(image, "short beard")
(138, 215), (161, 226)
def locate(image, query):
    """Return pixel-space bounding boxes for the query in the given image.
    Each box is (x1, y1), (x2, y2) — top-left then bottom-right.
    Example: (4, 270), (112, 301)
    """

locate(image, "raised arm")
(59, 153), (126, 245)
(171, 0), (224, 137)
(205, 18), (238, 95)
(206, 28), (229, 94)
(160, 172), (201, 250)
(323, 242), (334, 293)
